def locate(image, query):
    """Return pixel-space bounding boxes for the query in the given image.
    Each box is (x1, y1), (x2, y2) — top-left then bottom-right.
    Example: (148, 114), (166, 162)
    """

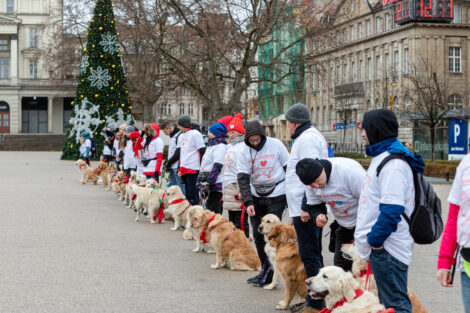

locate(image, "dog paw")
(135, 218), (139, 222)
(206, 250), (216, 254)
(192, 248), (200, 253)
(210, 264), (220, 269)
(275, 301), (288, 310)
(150, 220), (156, 224)
(264, 284), (276, 290)
(170, 227), (178, 231)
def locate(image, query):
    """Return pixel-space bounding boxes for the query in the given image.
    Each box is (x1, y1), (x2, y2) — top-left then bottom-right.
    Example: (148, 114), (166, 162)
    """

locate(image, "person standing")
(177, 116), (206, 205)
(162, 120), (185, 192)
(142, 123), (164, 182)
(222, 114), (250, 237)
(123, 126), (137, 177)
(285, 103), (329, 312)
(355, 109), (424, 313)
(113, 124), (127, 170)
(198, 122), (227, 213)
(437, 153), (470, 313)
(79, 131), (92, 166)
(295, 157), (365, 271)
(237, 120), (289, 287)
(102, 129), (114, 164)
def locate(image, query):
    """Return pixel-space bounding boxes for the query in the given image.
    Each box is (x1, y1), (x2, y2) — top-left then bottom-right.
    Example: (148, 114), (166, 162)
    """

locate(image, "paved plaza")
(0, 152), (464, 312)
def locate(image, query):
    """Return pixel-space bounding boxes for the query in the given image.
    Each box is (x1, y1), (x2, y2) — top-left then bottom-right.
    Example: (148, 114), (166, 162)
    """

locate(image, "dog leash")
(365, 261), (372, 291)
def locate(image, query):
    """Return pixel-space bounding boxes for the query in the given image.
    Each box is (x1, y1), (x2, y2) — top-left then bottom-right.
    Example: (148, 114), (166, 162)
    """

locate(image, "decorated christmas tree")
(61, 0), (134, 160)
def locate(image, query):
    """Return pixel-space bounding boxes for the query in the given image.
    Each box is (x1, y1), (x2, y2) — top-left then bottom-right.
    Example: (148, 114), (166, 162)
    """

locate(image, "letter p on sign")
(455, 124), (461, 143)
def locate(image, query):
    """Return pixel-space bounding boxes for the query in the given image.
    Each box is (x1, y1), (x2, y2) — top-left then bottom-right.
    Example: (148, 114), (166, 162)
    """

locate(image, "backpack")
(327, 146), (334, 158)
(90, 139), (97, 158)
(376, 153), (443, 245)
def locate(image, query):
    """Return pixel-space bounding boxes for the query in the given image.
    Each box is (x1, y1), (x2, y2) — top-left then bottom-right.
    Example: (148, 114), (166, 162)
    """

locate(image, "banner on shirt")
(448, 119), (467, 159)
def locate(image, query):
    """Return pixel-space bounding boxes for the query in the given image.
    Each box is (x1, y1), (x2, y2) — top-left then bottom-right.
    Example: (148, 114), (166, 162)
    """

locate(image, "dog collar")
(79, 164), (86, 169)
(170, 198), (185, 205)
(200, 215), (216, 244)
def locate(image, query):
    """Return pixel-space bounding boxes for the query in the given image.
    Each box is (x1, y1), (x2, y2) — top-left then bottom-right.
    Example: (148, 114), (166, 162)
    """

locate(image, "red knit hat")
(227, 113), (244, 134)
(218, 115), (234, 129)
(151, 123), (160, 137)
(129, 131), (140, 140)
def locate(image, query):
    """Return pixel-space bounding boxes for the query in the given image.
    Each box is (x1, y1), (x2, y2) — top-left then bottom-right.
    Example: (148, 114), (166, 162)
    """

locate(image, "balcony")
(0, 78), (77, 88)
(333, 82), (364, 99)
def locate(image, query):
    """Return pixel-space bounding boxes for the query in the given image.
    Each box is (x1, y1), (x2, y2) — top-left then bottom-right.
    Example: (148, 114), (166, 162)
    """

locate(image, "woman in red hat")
(142, 123), (164, 182)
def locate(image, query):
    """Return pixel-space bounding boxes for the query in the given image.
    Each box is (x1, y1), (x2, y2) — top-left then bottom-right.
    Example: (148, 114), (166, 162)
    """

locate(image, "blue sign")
(336, 123), (344, 129)
(350, 121), (356, 127)
(448, 119), (467, 155)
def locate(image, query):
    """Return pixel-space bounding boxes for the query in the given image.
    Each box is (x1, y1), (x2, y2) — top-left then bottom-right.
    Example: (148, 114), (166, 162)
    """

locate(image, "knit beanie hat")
(209, 123), (226, 137)
(227, 113), (244, 134)
(80, 131), (90, 139)
(295, 158), (325, 185)
(217, 115), (234, 131)
(151, 123), (160, 137)
(362, 109), (398, 145)
(178, 115), (191, 128)
(285, 103), (311, 124)
(129, 131), (140, 140)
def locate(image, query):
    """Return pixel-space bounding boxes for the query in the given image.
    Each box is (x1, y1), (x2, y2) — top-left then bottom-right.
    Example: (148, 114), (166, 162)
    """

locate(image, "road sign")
(448, 119), (467, 158)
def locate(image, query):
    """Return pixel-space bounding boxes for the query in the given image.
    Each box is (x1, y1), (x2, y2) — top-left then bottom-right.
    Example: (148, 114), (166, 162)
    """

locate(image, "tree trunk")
(143, 103), (153, 124)
(430, 125), (436, 163)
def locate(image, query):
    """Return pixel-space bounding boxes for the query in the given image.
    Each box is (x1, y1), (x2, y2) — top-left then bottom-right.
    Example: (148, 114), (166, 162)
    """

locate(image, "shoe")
(290, 302), (306, 313)
(257, 268), (274, 287)
(247, 274), (260, 285)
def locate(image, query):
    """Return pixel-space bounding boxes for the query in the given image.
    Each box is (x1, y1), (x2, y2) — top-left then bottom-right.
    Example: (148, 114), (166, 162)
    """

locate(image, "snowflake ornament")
(88, 66), (111, 90)
(69, 97), (101, 143)
(105, 108), (135, 130)
(80, 54), (89, 75)
(99, 32), (120, 55)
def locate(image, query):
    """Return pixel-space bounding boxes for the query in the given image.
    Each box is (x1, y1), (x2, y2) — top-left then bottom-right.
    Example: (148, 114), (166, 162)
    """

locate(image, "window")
(375, 16), (382, 33)
(359, 59), (363, 82)
(336, 65), (340, 84)
(357, 23), (362, 39)
(29, 60), (38, 79)
(351, 61), (355, 82)
(376, 55), (381, 79)
(452, 4), (462, 24)
(179, 103), (185, 115)
(366, 19), (371, 36)
(0, 58), (9, 79)
(385, 53), (389, 78)
(167, 103), (171, 115)
(343, 29), (347, 42)
(403, 48), (409, 75)
(329, 105), (333, 125)
(448, 94), (464, 109)
(385, 13), (391, 31)
(393, 96), (399, 113)
(449, 47), (461, 73)
(343, 63), (348, 83)
(367, 57), (371, 80)
(29, 28), (38, 48)
(375, 98), (380, 109)
(316, 106), (320, 126)
(188, 103), (194, 115)
(393, 51), (399, 76)
(6, 0), (14, 13)
(0, 40), (8, 51)
(350, 26), (355, 41)
(161, 103), (167, 115)
(322, 105), (326, 129)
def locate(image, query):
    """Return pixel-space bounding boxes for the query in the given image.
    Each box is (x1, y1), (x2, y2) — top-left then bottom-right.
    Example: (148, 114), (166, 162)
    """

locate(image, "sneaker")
(259, 268), (274, 286)
(247, 274), (260, 285)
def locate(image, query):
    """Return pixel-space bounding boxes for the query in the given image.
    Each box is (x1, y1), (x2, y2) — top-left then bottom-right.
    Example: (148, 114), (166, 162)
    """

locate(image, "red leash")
(200, 214), (216, 244)
(365, 261), (372, 291)
(240, 203), (246, 231)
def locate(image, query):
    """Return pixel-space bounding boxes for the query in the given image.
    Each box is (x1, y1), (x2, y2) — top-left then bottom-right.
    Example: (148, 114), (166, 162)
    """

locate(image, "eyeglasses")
(248, 137), (262, 144)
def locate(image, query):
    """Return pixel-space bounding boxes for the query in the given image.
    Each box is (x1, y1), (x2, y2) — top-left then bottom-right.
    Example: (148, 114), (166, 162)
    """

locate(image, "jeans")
(462, 271), (470, 313)
(170, 168), (185, 195)
(250, 195), (286, 265)
(229, 210), (250, 238)
(206, 191), (223, 214)
(293, 216), (324, 310)
(145, 173), (160, 184)
(334, 225), (355, 271)
(183, 173), (199, 205)
(370, 248), (411, 313)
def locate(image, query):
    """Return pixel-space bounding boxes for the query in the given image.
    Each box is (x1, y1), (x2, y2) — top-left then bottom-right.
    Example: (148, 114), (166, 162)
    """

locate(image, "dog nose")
(305, 279), (311, 286)
(258, 226), (263, 232)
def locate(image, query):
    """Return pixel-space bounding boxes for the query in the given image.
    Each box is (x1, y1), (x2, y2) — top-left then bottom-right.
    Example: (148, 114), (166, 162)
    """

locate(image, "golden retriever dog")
(183, 206), (214, 253)
(75, 159), (99, 185)
(96, 162), (110, 188)
(147, 184), (166, 224)
(124, 172), (147, 208)
(132, 179), (159, 222)
(105, 162), (118, 191)
(341, 243), (428, 313)
(268, 224), (308, 310)
(111, 171), (127, 200)
(165, 185), (191, 231)
(192, 210), (261, 271)
(258, 213), (282, 290)
(306, 266), (385, 313)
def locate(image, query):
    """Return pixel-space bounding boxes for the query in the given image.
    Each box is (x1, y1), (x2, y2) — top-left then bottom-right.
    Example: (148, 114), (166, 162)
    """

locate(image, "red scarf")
(79, 163), (87, 169)
(153, 193), (166, 224)
(170, 199), (185, 205)
(133, 137), (144, 158)
(200, 214), (216, 244)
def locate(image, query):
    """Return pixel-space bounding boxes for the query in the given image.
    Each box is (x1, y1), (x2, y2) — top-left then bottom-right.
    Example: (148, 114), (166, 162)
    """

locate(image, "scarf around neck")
(230, 135), (244, 145)
(208, 134), (227, 146)
(292, 122), (312, 140)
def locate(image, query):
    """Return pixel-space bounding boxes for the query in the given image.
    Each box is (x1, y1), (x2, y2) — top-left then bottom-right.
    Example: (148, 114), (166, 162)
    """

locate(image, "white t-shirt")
(113, 138), (121, 158)
(237, 137), (289, 198)
(143, 137), (164, 174)
(448, 153), (470, 249)
(355, 151), (415, 265)
(222, 141), (245, 187)
(200, 143), (228, 184)
(306, 157), (365, 228)
(79, 138), (91, 157)
(168, 131), (181, 169)
(123, 140), (137, 170)
(286, 127), (329, 217)
(103, 142), (112, 156)
(178, 129), (205, 171)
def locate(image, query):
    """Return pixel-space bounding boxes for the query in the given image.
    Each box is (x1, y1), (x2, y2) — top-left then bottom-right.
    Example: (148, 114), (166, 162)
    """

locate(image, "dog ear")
(341, 272), (360, 303)
(286, 225), (297, 239)
(268, 224), (280, 240)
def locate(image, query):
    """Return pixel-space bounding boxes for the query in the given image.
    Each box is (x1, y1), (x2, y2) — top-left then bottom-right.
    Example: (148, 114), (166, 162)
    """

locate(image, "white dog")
(125, 173), (147, 209)
(184, 206), (214, 253)
(306, 266), (385, 313)
(165, 185), (191, 231)
(132, 179), (159, 222)
(258, 213), (282, 290)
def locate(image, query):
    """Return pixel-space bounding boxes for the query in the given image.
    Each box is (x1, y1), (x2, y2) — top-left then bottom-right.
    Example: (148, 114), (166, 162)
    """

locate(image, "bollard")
(445, 171), (450, 182)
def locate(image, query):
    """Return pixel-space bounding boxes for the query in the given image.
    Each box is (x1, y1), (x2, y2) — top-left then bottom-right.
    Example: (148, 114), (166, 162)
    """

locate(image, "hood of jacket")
(244, 120), (267, 151)
(362, 109), (398, 146)
(170, 126), (179, 138)
(190, 123), (201, 132)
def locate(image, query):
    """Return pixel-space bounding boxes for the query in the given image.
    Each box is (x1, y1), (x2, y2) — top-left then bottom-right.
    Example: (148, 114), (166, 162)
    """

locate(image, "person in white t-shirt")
(161, 120), (185, 193)
(141, 123), (164, 182)
(295, 157), (365, 271)
(177, 116), (206, 205)
(122, 126), (138, 177)
(102, 129), (114, 164)
(237, 120), (289, 287)
(197, 122), (228, 213)
(79, 131), (92, 166)
(113, 124), (127, 170)
(355, 109), (425, 313)
(437, 153), (470, 313)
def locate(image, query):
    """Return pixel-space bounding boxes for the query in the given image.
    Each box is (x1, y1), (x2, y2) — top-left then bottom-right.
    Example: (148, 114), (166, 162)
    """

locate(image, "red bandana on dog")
(79, 164), (86, 169)
(153, 193), (166, 224)
(318, 289), (395, 313)
(200, 214), (216, 244)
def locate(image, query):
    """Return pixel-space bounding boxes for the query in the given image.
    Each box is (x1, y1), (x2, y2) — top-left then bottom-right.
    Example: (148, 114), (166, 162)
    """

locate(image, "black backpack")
(90, 139), (97, 158)
(376, 154), (443, 245)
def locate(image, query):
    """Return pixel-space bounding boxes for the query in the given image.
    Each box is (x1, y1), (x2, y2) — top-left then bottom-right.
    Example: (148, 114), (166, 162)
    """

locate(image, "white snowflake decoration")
(88, 66), (111, 90)
(80, 54), (89, 75)
(69, 97), (101, 143)
(105, 108), (135, 130)
(99, 32), (120, 55)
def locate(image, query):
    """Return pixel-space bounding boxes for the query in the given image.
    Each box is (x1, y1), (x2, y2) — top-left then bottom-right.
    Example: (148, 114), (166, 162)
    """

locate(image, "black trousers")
(334, 225), (355, 272)
(250, 195), (286, 265)
(229, 210), (250, 238)
(183, 173), (199, 205)
(206, 191), (223, 214)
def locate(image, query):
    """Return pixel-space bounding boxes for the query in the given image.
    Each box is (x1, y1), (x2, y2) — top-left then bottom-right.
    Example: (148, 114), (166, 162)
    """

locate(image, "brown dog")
(106, 162), (118, 191)
(97, 162), (110, 188)
(111, 171), (126, 200)
(268, 224), (308, 310)
(192, 210), (261, 271)
(76, 159), (99, 185)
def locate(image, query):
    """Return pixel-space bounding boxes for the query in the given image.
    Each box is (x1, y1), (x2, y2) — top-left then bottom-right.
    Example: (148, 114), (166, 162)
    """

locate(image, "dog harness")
(170, 198), (185, 205)
(200, 215), (216, 244)
(224, 228), (236, 241)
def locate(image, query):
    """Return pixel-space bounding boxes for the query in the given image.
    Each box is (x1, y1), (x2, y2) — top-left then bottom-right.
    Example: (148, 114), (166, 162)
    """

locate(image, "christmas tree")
(61, 0), (134, 160)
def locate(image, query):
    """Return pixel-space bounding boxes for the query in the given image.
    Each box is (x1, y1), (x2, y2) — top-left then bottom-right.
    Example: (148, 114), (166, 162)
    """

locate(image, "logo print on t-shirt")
(260, 160), (267, 167)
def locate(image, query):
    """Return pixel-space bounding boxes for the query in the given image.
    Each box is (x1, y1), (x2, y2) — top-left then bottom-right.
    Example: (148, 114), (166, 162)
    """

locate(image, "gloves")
(140, 130), (146, 137)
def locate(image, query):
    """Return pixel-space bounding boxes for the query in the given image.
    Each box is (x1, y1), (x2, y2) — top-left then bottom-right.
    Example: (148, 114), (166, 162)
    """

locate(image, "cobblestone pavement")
(0, 152), (463, 313)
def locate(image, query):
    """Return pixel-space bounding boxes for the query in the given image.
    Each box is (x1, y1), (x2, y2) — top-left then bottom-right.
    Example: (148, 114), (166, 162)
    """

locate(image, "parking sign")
(448, 119), (467, 157)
